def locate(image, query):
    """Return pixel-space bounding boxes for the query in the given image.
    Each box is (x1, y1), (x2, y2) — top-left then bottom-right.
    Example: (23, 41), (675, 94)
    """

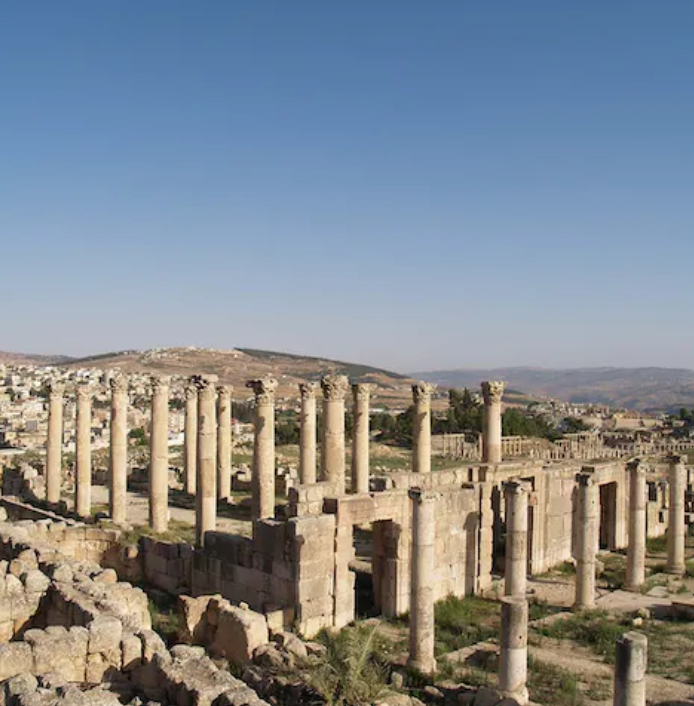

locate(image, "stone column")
(505, 479), (528, 598)
(320, 374), (349, 493)
(499, 596), (529, 705)
(666, 454), (686, 575)
(412, 382), (435, 474)
(183, 381), (198, 495)
(247, 377), (277, 521)
(625, 459), (646, 591)
(45, 382), (65, 504)
(351, 383), (373, 493)
(149, 376), (169, 533)
(298, 382), (318, 485)
(481, 381), (505, 463)
(217, 385), (232, 500)
(109, 373), (129, 525)
(75, 384), (92, 517)
(574, 470), (598, 609)
(195, 375), (218, 546)
(614, 632), (647, 706)
(408, 488), (437, 674)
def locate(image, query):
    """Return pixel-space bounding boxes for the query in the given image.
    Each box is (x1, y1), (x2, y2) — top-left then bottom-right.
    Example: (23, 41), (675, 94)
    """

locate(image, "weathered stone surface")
(0, 643), (33, 680)
(211, 604), (269, 666)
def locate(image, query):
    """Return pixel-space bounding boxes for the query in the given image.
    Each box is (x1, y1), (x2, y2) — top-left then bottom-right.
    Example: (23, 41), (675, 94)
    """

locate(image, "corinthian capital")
(246, 377), (278, 405)
(481, 380), (505, 405)
(184, 384), (198, 401)
(47, 381), (65, 399)
(216, 384), (232, 400)
(196, 374), (218, 402)
(76, 384), (93, 401)
(109, 372), (128, 394)
(321, 374), (349, 401)
(151, 375), (170, 394)
(299, 382), (318, 400)
(352, 382), (375, 402)
(412, 382), (435, 403)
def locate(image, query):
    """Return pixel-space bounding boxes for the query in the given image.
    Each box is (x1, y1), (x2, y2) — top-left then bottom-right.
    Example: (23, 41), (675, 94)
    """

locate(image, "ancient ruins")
(0, 371), (692, 706)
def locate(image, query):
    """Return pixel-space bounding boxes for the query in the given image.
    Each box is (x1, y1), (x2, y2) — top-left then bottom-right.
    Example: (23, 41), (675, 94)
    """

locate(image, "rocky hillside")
(412, 366), (694, 413)
(60, 347), (415, 405)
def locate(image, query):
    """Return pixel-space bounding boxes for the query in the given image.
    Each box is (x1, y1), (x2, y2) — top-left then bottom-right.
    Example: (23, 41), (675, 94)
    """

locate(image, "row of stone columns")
(572, 454), (687, 609)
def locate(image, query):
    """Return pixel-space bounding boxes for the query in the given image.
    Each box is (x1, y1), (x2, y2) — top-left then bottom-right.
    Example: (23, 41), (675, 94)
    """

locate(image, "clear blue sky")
(1, 2), (692, 372)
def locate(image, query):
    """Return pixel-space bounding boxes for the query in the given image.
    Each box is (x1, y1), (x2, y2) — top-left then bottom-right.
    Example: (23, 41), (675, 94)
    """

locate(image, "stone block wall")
(140, 535), (192, 595)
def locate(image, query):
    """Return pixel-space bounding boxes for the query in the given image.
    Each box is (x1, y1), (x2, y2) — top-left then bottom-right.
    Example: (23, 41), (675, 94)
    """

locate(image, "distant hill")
(0, 350), (73, 366)
(411, 366), (694, 413)
(58, 347), (415, 405)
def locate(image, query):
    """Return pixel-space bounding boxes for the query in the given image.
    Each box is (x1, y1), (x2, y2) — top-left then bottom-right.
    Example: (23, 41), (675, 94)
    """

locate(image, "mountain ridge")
(411, 366), (694, 412)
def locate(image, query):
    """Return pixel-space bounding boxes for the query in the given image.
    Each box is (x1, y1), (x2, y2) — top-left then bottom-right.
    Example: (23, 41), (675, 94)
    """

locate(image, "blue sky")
(1, 2), (692, 371)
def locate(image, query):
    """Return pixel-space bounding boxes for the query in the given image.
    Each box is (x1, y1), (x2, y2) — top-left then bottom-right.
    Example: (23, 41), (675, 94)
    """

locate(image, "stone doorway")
(599, 482), (618, 550)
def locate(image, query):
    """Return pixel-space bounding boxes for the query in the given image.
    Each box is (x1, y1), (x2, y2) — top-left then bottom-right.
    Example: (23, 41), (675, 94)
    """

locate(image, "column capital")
(151, 375), (170, 394)
(196, 375), (219, 402)
(627, 457), (644, 473)
(47, 381), (65, 399)
(247, 377), (278, 404)
(109, 372), (128, 393)
(184, 383), (198, 400)
(481, 380), (505, 405)
(576, 469), (597, 487)
(412, 382), (436, 403)
(352, 382), (375, 401)
(216, 384), (232, 399)
(299, 381), (319, 400)
(668, 453), (686, 466)
(321, 374), (349, 401)
(408, 487), (440, 503)
(504, 478), (529, 496)
(76, 384), (93, 401)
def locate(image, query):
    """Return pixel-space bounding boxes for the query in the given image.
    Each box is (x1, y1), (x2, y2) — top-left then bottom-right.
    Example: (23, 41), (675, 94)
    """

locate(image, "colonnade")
(571, 454), (687, 609)
(44, 375), (507, 536)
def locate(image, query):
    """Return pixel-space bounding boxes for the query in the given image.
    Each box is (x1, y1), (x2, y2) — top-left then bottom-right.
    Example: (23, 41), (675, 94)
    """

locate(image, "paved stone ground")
(90, 485), (253, 537)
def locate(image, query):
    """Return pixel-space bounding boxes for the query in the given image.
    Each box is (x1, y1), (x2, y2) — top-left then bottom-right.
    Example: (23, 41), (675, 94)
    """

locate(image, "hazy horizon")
(2, 3), (692, 371)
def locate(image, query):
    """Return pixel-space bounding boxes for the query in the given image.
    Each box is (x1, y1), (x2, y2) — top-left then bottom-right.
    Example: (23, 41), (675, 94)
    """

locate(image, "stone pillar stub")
(666, 454), (686, 576)
(574, 469), (598, 610)
(352, 383), (374, 493)
(408, 488), (438, 675)
(481, 381), (505, 464)
(196, 374), (218, 546)
(217, 385), (232, 500)
(109, 373), (129, 525)
(412, 382), (435, 475)
(320, 374), (349, 494)
(504, 479), (529, 598)
(247, 377), (277, 521)
(184, 381), (199, 495)
(45, 381), (65, 504)
(499, 596), (529, 705)
(613, 631), (647, 706)
(75, 384), (92, 517)
(298, 382), (318, 485)
(625, 459), (646, 591)
(149, 375), (170, 533)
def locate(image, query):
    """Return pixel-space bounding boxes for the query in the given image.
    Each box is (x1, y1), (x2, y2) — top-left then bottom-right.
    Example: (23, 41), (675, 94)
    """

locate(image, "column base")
(664, 564), (686, 576)
(406, 657), (437, 675)
(500, 687), (529, 706)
